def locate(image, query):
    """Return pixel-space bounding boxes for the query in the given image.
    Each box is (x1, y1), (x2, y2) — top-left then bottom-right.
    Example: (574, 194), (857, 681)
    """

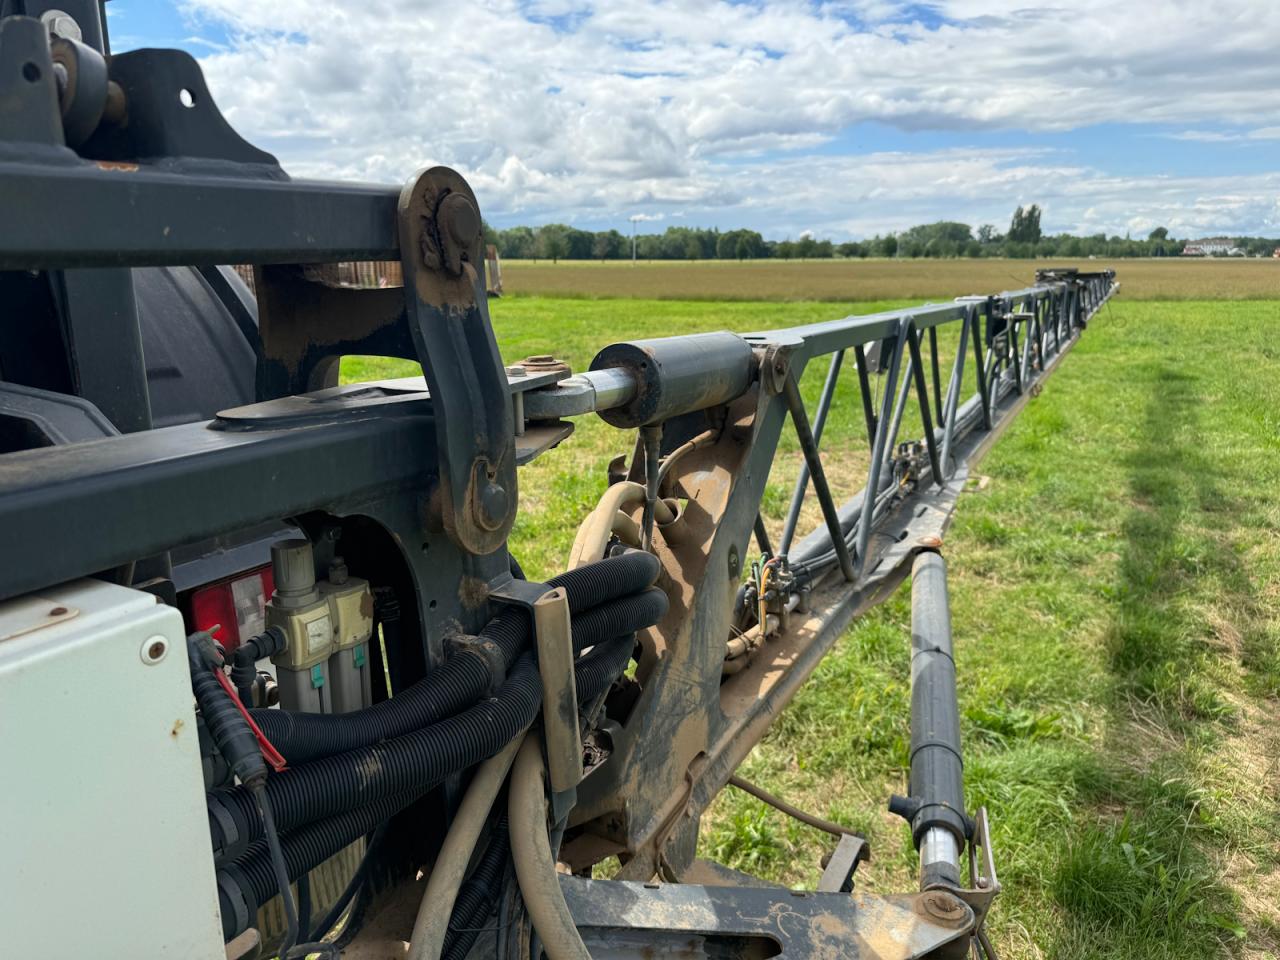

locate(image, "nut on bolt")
(519, 354), (572, 378)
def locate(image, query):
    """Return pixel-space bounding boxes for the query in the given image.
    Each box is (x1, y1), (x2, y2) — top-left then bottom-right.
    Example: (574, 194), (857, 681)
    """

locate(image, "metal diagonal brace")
(782, 372), (856, 582)
(399, 166), (516, 555)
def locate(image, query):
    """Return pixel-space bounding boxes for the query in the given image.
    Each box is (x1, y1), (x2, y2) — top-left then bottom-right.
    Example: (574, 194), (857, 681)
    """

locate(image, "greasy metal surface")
(559, 876), (973, 959)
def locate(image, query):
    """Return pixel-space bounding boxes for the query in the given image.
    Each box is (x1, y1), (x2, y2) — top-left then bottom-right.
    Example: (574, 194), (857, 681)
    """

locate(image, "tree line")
(487, 205), (1279, 261)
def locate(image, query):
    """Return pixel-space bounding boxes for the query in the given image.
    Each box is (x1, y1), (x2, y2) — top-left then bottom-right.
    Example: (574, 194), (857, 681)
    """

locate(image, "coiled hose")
(249, 552), (660, 765)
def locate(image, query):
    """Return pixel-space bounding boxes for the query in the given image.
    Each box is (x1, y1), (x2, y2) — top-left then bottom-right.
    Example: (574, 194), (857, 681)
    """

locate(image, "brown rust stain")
(170, 718), (185, 738)
(457, 575), (490, 610)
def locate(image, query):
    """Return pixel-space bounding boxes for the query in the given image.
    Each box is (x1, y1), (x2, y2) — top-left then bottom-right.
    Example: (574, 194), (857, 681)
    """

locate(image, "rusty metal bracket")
(398, 166), (516, 555)
(489, 577), (581, 821)
(819, 833), (871, 893)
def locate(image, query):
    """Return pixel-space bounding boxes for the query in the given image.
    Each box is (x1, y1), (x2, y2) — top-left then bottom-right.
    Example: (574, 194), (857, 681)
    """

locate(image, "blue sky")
(106, 1), (1280, 240)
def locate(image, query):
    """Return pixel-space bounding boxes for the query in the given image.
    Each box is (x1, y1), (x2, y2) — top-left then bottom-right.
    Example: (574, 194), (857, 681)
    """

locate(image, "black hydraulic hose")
(216, 630), (649, 943)
(572, 633), (637, 703)
(218, 790), (423, 942)
(209, 657), (543, 862)
(187, 631), (267, 790)
(567, 587), (666, 655)
(248, 553), (661, 765)
(442, 818), (511, 960)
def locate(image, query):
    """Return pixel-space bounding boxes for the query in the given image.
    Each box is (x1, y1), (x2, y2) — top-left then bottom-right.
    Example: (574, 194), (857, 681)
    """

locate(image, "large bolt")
(477, 481), (509, 530)
(438, 193), (478, 246)
(41, 9), (82, 41)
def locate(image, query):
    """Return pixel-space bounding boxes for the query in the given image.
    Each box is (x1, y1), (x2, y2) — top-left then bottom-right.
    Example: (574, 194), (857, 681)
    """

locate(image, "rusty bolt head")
(438, 193), (478, 246)
(919, 890), (969, 927)
(49, 606), (68, 617)
(917, 535), (943, 549)
(727, 545), (741, 578)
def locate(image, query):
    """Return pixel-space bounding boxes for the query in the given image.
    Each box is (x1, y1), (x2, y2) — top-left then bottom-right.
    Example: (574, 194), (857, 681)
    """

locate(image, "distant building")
(1182, 237), (1244, 257)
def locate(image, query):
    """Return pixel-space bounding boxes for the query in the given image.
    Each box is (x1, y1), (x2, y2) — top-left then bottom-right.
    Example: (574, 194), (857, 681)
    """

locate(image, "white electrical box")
(0, 579), (225, 958)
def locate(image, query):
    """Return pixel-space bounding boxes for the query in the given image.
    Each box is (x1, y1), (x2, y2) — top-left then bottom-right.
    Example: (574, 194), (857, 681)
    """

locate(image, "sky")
(106, 0), (1280, 241)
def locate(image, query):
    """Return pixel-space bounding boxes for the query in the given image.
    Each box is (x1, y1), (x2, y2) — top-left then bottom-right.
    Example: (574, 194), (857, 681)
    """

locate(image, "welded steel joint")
(398, 166), (516, 554)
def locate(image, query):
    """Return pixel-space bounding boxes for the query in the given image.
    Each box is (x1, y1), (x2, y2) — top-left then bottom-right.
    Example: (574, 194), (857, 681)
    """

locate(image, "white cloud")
(174, 0), (1280, 236)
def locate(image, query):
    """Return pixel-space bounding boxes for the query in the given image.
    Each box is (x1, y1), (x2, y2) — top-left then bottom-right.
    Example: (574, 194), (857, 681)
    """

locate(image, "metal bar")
(0, 402), (435, 601)
(533, 588), (583, 795)
(853, 344), (877, 452)
(970, 309), (992, 430)
(855, 325), (905, 573)
(753, 512), (773, 558)
(905, 325), (943, 487)
(937, 308), (972, 479)
(928, 326), (943, 427)
(881, 353), (914, 469)
(782, 374), (855, 582)
(779, 349), (844, 556)
(0, 162), (401, 269)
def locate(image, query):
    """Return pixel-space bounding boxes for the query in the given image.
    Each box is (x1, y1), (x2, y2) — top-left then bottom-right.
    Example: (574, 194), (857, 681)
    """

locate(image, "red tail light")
(190, 565), (274, 652)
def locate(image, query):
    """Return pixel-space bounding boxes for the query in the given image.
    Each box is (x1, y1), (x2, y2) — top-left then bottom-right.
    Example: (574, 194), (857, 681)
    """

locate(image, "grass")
(343, 266), (1279, 959)
(497, 257), (1280, 302)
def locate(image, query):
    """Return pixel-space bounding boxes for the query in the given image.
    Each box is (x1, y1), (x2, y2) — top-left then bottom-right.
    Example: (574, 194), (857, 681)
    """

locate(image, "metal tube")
(591, 332), (754, 428)
(782, 374), (855, 583)
(779, 349), (844, 556)
(906, 551), (966, 889)
(640, 425), (662, 552)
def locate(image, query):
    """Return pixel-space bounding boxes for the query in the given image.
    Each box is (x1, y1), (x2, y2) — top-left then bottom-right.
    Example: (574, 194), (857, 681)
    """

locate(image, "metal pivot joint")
(398, 166), (516, 554)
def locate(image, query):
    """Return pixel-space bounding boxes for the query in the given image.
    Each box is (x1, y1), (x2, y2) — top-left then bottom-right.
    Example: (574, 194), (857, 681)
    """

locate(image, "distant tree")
(776, 240), (796, 259)
(1148, 226), (1168, 241)
(592, 230), (622, 261)
(497, 225), (536, 259)
(876, 234), (898, 258)
(1008, 205), (1042, 244)
(976, 224), (1000, 244)
(535, 224), (569, 263)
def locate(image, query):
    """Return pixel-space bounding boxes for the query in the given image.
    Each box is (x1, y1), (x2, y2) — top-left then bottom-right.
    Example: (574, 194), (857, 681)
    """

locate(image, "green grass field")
(344, 265), (1279, 959)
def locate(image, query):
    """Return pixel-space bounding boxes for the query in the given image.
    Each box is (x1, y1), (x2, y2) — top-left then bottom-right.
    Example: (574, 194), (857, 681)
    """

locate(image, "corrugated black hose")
(208, 588), (666, 861)
(248, 552), (661, 765)
(216, 625), (648, 943)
